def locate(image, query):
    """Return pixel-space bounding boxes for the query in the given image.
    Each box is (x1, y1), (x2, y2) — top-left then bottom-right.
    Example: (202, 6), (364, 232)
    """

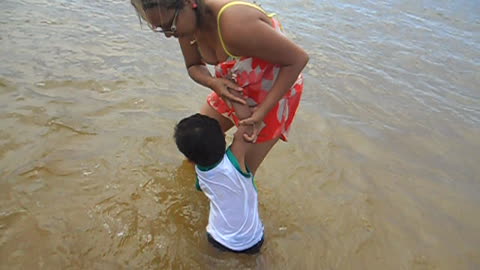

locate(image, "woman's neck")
(196, 1), (217, 34)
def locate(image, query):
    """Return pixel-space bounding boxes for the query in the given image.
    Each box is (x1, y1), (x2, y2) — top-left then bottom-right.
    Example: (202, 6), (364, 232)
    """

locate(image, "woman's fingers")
(224, 79), (243, 91)
(239, 117), (254, 126)
(239, 116), (259, 142)
(225, 91), (247, 105)
(243, 132), (255, 142)
(251, 123), (258, 143)
(215, 78), (246, 105)
(243, 123), (258, 143)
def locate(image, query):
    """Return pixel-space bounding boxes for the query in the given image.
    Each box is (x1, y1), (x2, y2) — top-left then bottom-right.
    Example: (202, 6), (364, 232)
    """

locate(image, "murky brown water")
(1, 0), (479, 269)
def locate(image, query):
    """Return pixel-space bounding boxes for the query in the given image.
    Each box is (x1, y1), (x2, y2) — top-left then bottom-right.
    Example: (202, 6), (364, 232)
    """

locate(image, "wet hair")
(174, 113), (226, 167)
(131, 0), (206, 27)
(131, 0), (182, 13)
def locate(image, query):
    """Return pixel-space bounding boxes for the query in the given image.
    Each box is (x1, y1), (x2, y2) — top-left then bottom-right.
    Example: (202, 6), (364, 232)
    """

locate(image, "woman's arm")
(218, 7), (309, 126)
(178, 37), (214, 87)
(178, 37), (246, 105)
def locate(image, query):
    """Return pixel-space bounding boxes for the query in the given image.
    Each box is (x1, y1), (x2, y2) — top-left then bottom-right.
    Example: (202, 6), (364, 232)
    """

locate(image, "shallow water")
(1, 0), (479, 269)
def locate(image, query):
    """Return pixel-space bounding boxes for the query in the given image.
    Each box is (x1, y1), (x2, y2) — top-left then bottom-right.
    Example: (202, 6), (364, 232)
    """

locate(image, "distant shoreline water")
(1, 0), (479, 269)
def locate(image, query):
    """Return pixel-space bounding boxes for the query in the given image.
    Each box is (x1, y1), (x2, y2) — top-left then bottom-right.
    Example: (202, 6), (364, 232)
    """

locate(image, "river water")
(1, 0), (479, 269)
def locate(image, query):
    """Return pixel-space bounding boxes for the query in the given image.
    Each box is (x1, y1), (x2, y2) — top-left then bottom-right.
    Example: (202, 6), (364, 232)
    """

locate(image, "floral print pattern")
(207, 17), (304, 143)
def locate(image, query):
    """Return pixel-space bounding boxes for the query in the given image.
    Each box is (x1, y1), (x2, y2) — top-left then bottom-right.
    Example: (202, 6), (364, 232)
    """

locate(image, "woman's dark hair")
(131, 0), (184, 24)
(174, 113), (225, 167)
(131, 0), (206, 26)
(132, 0), (182, 10)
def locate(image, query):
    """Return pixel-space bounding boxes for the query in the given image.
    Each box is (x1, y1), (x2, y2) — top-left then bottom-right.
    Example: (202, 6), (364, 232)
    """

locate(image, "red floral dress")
(207, 17), (304, 143)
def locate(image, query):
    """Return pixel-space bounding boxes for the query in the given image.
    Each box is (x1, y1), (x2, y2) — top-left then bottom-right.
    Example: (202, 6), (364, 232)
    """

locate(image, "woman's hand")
(239, 107), (267, 143)
(209, 77), (246, 107)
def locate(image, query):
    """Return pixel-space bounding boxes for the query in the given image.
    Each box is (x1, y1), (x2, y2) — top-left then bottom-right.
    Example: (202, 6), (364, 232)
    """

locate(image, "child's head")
(174, 113), (226, 167)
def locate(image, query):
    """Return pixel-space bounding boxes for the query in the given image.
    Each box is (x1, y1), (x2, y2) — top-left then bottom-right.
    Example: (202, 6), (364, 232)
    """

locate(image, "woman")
(131, 0), (309, 174)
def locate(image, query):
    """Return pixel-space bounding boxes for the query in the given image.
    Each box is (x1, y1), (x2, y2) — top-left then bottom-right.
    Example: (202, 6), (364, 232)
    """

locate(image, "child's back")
(196, 147), (263, 251)
(174, 88), (265, 253)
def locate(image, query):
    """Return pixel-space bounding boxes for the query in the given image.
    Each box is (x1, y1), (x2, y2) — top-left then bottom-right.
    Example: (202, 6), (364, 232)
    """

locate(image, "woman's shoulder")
(215, 1), (274, 39)
(210, 0), (270, 24)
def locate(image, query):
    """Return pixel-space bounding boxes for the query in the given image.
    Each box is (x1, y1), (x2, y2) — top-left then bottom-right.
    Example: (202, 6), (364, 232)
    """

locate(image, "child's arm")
(228, 89), (254, 174)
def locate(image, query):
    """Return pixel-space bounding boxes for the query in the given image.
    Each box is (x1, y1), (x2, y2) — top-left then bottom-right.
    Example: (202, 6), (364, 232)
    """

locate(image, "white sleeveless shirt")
(195, 147), (264, 251)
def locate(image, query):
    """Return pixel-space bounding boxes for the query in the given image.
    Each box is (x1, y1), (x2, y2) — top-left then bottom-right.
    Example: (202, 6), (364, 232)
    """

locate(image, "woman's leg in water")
(199, 102), (234, 133)
(246, 137), (280, 175)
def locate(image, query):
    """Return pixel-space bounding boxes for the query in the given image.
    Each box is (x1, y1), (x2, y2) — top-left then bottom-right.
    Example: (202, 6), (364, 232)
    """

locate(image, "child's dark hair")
(174, 113), (226, 167)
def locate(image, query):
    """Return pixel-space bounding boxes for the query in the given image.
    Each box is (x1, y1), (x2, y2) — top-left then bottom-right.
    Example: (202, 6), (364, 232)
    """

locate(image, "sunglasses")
(148, 7), (180, 35)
